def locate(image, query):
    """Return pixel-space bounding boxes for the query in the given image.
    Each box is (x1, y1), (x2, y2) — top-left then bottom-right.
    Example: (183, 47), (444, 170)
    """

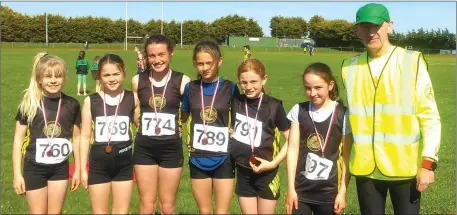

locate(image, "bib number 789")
(195, 129), (226, 146)
(192, 124), (228, 153)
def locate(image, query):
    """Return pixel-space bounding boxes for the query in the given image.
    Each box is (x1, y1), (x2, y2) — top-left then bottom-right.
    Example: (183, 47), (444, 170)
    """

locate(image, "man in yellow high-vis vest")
(341, 3), (441, 215)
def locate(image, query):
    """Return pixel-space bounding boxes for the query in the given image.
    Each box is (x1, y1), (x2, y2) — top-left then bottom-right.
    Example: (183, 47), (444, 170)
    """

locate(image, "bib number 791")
(232, 113), (262, 147)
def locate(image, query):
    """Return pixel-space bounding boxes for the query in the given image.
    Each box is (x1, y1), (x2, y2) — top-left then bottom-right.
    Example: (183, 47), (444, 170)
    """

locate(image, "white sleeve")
(343, 110), (352, 135)
(286, 104), (300, 124)
(415, 56), (441, 161)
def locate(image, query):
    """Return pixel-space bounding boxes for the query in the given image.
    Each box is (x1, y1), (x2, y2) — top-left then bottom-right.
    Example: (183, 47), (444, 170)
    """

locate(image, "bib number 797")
(302, 153), (333, 180)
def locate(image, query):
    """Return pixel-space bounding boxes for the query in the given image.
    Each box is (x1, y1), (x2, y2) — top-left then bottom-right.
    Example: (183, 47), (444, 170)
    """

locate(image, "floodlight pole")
(161, 2), (164, 34)
(45, 12), (48, 47)
(180, 22), (183, 48)
(125, 1), (128, 51)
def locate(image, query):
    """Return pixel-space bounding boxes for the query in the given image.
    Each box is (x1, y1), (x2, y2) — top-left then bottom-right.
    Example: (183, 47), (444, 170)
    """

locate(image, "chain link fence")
(2, 42), (455, 55)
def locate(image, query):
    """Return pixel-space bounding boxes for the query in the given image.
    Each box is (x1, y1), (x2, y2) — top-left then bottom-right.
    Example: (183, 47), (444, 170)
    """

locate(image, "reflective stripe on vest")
(343, 47), (421, 178)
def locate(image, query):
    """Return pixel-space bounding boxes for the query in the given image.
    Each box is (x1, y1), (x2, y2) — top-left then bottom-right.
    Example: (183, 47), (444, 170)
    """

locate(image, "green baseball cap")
(356, 3), (390, 25)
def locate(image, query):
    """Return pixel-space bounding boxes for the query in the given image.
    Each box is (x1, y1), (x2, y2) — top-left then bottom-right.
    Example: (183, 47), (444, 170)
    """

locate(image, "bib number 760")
(40, 143), (71, 158)
(35, 138), (73, 164)
(302, 153), (333, 180)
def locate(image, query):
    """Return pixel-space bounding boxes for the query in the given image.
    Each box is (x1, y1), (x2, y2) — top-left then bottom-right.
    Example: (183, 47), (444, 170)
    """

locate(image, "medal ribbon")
(309, 101), (337, 156)
(244, 93), (263, 154)
(103, 91), (123, 147)
(200, 78), (220, 136)
(41, 93), (62, 150)
(150, 69), (171, 124)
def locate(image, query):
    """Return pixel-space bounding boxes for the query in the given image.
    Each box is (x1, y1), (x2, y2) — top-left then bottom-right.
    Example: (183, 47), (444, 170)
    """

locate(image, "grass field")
(1, 48), (455, 214)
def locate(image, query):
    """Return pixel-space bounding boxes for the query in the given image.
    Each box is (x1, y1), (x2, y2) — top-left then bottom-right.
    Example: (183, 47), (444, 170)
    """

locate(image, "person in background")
(75, 50), (90, 96)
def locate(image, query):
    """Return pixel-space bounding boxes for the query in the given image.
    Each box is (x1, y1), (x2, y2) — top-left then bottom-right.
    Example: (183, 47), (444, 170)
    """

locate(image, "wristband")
(421, 159), (437, 171)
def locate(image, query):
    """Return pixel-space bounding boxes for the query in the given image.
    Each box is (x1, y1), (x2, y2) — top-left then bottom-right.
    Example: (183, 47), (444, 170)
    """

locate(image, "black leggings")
(355, 177), (421, 215)
(292, 201), (335, 215)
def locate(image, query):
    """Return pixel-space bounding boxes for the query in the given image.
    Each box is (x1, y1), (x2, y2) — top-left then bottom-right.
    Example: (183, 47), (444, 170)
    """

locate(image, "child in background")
(75, 50), (90, 96)
(91, 56), (101, 93)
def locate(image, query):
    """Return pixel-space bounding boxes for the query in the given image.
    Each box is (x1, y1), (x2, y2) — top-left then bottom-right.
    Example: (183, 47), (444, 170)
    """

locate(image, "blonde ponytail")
(18, 52), (67, 124)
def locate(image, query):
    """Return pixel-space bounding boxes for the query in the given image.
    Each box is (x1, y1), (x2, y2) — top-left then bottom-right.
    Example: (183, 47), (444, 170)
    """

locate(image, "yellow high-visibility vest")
(342, 46), (424, 178)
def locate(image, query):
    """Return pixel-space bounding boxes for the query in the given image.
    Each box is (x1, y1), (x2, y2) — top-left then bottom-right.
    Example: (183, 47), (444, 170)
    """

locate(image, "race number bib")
(193, 124), (229, 152)
(95, 116), (130, 143)
(233, 113), (262, 147)
(141, 113), (176, 136)
(301, 153), (333, 180)
(35, 138), (73, 164)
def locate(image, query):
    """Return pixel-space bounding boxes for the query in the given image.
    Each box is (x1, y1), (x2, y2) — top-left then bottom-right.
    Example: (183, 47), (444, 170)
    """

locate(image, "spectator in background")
(244, 45), (252, 61)
(134, 46), (145, 74)
(75, 50), (90, 96)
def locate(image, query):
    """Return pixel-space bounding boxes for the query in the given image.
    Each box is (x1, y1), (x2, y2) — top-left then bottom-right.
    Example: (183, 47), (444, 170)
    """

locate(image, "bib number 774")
(301, 153), (333, 180)
(141, 113), (175, 136)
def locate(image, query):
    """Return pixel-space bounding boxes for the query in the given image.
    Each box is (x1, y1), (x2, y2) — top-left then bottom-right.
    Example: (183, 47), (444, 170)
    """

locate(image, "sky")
(2, 1), (456, 37)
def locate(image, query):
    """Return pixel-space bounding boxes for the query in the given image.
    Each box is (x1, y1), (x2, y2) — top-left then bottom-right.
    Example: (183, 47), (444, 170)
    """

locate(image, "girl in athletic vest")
(285, 63), (353, 215)
(80, 54), (135, 214)
(230, 59), (290, 214)
(131, 34), (190, 214)
(12, 52), (81, 214)
(181, 40), (240, 214)
(75, 50), (90, 96)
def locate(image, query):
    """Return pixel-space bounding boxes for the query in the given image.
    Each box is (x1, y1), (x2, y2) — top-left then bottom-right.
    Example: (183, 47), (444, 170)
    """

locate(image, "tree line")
(1, 6), (455, 49)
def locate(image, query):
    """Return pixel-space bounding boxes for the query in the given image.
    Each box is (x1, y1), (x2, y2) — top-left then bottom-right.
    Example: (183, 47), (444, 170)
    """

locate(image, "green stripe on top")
(91, 62), (99, 71)
(75, 59), (90, 69)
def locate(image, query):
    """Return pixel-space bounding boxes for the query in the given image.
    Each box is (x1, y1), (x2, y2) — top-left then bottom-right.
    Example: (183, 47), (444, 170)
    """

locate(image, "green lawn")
(1, 48), (455, 214)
